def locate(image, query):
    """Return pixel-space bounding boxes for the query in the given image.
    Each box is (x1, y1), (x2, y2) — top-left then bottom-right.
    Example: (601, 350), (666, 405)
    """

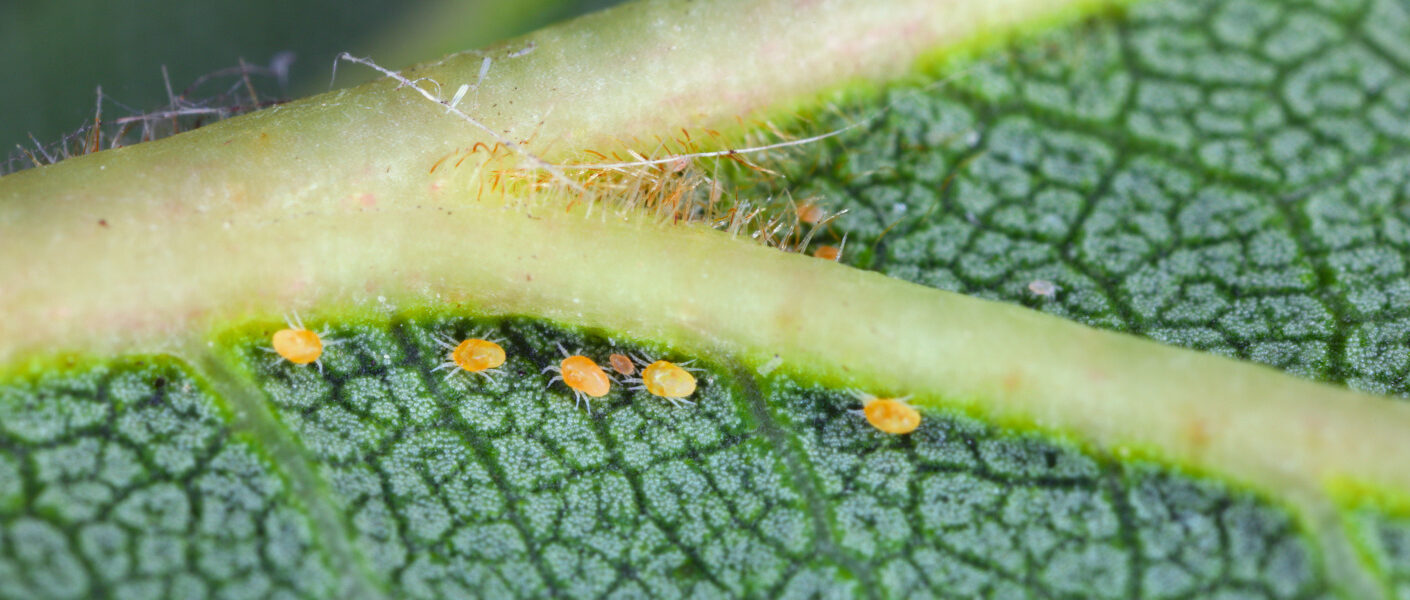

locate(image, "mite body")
(432, 332), (506, 382)
(269, 313), (332, 373)
(544, 343), (612, 411)
(851, 391), (921, 434)
(625, 355), (699, 408)
(608, 353), (636, 376)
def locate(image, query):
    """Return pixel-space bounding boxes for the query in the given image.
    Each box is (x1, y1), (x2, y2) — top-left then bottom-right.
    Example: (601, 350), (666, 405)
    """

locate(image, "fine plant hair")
(330, 52), (991, 258)
(335, 53), (865, 256)
(335, 53), (585, 193)
(3, 53), (296, 176)
(11, 50), (985, 260)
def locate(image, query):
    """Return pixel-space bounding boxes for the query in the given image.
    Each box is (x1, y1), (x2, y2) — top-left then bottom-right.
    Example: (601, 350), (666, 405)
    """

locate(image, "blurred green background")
(0, 0), (620, 164)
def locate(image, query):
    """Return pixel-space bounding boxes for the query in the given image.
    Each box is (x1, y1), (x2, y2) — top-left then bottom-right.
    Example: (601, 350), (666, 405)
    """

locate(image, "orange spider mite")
(852, 391), (921, 434)
(432, 332), (506, 382)
(623, 352), (699, 408)
(608, 353), (636, 376)
(270, 314), (327, 371)
(629, 359), (697, 408)
(273, 329), (322, 365)
(813, 232), (847, 262)
(796, 202), (826, 225)
(544, 344), (612, 411)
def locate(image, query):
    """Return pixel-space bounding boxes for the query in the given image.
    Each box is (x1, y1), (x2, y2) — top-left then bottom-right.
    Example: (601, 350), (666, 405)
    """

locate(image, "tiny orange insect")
(811, 232), (847, 262)
(608, 353), (636, 376)
(266, 313), (333, 373)
(624, 354), (699, 408)
(850, 391), (921, 434)
(796, 202), (827, 225)
(543, 343), (613, 411)
(431, 331), (507, 382)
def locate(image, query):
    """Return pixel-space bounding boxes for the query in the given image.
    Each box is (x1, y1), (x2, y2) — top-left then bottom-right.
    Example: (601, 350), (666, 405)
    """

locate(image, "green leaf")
(3, 0), (1410, 598)
(770, 0), (1410, 399)
(0, 359), (340, 598)
(0, 319), (1377, 598)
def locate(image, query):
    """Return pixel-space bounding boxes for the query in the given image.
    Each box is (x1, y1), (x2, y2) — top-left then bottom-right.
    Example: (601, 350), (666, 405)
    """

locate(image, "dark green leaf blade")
(773, 0), (1410, 399)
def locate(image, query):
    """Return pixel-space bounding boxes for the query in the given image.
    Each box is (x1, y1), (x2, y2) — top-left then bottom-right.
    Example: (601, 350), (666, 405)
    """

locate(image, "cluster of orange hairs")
(426, 117), (856, 261)
(344, 54), (863, 260)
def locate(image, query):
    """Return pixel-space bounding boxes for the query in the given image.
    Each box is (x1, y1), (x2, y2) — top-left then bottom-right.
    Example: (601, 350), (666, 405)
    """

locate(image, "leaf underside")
(774, 0), (1410, 400)
(3, 0), (1410, 598)
(2, 317), (1393, 600)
